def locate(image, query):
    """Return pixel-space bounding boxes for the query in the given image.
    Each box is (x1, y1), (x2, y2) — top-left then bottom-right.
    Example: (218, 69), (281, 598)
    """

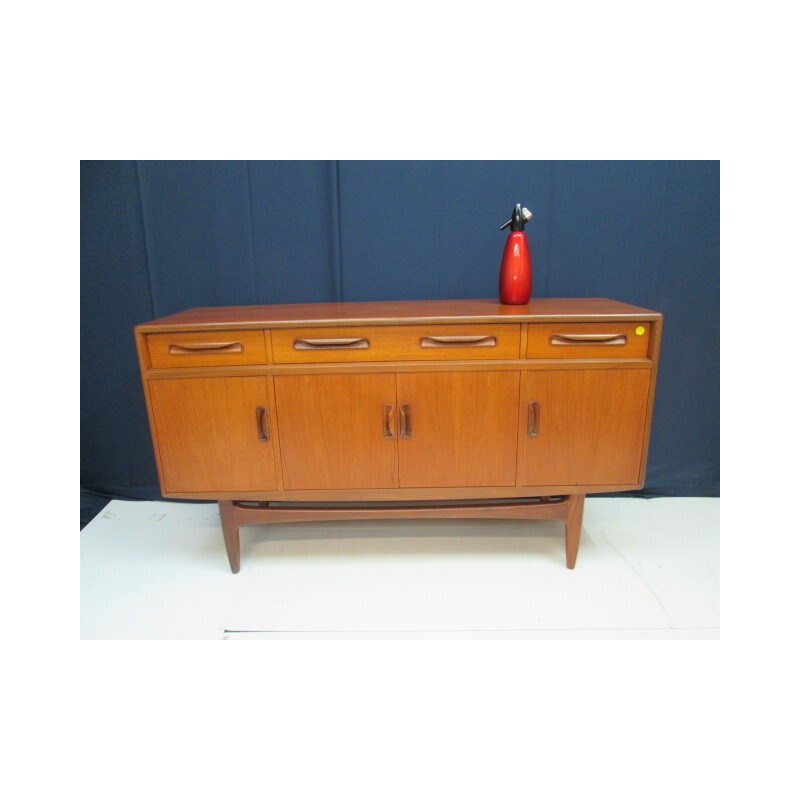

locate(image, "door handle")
(399, 404), (412, 439)
(169, 341), (244, 354)
(293, 337), (370, 350)
(419, 335), (497, 347)
(527, 401), (540, 436)
(549, 333), (627, 346)
(383, 404), (395, 439)
(256, 406), (270, 442)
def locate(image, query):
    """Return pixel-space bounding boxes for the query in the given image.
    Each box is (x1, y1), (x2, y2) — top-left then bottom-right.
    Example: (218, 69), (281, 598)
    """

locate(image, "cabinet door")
(396, 371), (520, 487)
(519, 369), (650, 486)
(274, 373), (398, 490)
(149, 377), (278, 493)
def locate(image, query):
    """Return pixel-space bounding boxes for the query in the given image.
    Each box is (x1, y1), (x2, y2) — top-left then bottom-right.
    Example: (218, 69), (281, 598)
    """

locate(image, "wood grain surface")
(162, 484), (642, 501)
(526, 321), (650, 359)
(273, 373), (399, 490)
(519, 369), (650, 486)
(146, 329), (268, 369)
(148, 377), (279, 493)
(396, 371), (520, 487)
(271, 324), (520, 364)
(136, 298), (661, 332)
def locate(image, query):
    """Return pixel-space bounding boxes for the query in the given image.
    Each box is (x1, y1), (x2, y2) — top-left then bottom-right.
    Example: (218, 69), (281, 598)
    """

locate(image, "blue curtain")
(81, 160), (719, 500)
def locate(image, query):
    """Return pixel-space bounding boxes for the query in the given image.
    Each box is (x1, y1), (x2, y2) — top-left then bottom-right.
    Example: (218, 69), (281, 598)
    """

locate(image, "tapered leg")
(218, 500), (241, 574)
(216, 496), (584, 573)
(565, 494), (585, 569)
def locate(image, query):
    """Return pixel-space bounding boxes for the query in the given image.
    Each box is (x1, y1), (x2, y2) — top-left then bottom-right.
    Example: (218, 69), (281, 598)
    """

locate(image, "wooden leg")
(215, 496), (584, 572)
(565, 494), (585, 569)
(218, 500), (241, 574)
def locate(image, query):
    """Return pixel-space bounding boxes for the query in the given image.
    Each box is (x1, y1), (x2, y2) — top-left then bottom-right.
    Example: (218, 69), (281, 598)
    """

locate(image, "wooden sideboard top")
(137, 298), (661, 332)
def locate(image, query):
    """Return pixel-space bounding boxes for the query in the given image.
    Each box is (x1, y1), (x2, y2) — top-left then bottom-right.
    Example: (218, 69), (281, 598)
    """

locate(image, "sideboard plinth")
(217, 494), (586, 574)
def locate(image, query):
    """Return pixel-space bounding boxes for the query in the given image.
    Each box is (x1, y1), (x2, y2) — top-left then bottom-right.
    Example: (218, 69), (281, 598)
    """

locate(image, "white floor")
(80, 497), (719, 639)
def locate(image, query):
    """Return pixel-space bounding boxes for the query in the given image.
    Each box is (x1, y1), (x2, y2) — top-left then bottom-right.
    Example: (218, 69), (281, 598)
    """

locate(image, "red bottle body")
(498, 231), (532, 304)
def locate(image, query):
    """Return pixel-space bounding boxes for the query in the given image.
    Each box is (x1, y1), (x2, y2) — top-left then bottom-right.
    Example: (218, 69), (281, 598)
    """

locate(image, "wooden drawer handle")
(293, 337), (370, 350)
(420, 335), (497, 347)
(383, 404), (395, 439)
(399, 403), (412, 439)
(549, 333), (627, 346)
(169, 341), (244, 354)
(256, 406), (270, 442)
(527, 401), (540, 436)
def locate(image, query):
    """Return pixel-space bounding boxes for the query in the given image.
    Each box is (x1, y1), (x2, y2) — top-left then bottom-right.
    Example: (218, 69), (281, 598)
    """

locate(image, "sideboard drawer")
(527, 322), (650, 359)
(146, 329), (267, 369)
(272, 324), (521, 363)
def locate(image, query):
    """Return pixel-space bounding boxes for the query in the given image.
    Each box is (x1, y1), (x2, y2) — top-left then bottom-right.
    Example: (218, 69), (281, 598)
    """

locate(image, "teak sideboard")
(135, 298), (662, 572)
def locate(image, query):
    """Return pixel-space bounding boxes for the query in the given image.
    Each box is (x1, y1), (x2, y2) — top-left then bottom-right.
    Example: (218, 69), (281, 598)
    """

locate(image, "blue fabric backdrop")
(80, 160), (719, 504)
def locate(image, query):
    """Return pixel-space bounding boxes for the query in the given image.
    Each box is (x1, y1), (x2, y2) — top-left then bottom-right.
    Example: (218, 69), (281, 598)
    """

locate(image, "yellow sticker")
(635, 326), (645, 336)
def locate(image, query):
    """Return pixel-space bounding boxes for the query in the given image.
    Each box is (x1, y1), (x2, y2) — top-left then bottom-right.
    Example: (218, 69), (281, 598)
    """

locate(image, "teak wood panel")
(137, 298), (660, 332)
(273, 373), (399, 490)
(147, 329), (267, 369)
(167, 484), (642, 501)
(526, 322), (650, 359)
(271, 324), (521, 364)
(519, 368), (650, 486)
(143, 358), (652, 381)
(148, 377), (278, 493)
(396, 371), (520, 488)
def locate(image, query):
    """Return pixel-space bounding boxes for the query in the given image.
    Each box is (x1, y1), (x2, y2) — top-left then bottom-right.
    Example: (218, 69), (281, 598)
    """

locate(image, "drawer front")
(146, 329), (267, 369)
(271, 324), (521, 363)
(527, 322), (650, 359)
